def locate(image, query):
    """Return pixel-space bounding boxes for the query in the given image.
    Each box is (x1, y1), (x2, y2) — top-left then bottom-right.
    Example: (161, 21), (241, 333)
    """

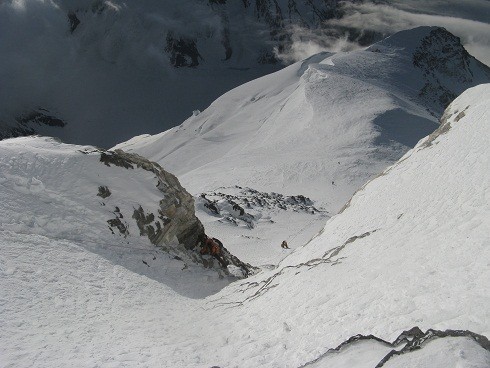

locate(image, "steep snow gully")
(1, 79), (489, 367)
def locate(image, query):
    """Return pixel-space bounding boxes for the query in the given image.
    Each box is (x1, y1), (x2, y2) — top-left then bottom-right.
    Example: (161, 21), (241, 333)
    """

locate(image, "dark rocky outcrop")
(198, 186), (323, 229)
(0, 124), (33, 140)
(413, 27), (490, 111)
(67, 12), (80, 33)
(165, 33), (203, 68)
(0, 108), (67, 141)
(16, 109), (66, 128)
(97, 186), (111, 198)
(98, 149), (254, 276)
(378, 327), (490, 366)
(99, 149), (205, 250)
(301, 326), (490, 367)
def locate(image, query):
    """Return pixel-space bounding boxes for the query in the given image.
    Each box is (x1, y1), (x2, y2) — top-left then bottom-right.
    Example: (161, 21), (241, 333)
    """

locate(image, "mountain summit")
(369, 26), (490, 110)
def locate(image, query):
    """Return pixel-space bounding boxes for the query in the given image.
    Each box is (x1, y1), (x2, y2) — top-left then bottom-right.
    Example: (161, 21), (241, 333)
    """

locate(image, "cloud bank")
(276, 0), (490, 66)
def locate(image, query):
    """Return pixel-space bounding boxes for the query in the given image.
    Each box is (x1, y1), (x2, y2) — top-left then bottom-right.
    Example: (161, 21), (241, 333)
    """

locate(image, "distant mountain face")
(60, 0), (368, 68)
(0, 108), (67, 140)
(370, 27), (490, 112)
(1, 0), (487, 147)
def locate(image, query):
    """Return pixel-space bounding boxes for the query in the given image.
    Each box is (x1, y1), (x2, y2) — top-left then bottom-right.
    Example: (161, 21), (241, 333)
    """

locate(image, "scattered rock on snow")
(97, 186), (111, 198)
(197, 186), (324, 229)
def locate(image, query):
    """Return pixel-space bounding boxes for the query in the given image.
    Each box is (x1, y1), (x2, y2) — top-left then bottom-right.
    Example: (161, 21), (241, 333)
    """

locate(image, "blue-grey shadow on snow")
(79, 241), (234, 299)
(372, 108), (439, 148)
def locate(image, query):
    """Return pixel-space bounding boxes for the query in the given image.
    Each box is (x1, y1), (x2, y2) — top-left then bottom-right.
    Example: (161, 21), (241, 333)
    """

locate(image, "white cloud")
(274, 25), (362, 64)
(275, 0), (490, 66)
(328, 2), (490, 66)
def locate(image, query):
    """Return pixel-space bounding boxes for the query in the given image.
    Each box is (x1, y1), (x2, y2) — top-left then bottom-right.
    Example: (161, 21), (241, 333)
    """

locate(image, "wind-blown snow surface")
(115, 27), (488, 205)
(115, 27), (490, 264)
(2, 85), (489, 367)
(206, 83), (490, 367)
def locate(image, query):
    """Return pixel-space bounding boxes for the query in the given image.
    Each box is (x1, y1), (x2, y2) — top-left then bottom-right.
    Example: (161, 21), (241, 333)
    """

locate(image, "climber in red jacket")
(200, 235), (228, 268)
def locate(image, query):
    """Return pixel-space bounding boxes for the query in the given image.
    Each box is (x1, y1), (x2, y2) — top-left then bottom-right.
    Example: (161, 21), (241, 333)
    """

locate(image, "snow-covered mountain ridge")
(117, 26), (489, 203)
(115, 27), (490, 262)
(2, 83), (488, 367)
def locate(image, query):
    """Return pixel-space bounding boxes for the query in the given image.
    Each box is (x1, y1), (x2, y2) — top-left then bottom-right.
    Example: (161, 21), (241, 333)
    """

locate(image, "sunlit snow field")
(1, 84), (489, 367)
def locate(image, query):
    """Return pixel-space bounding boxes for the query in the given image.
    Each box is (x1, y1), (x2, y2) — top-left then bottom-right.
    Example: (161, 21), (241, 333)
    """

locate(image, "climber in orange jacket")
(200, 235), (228, 268)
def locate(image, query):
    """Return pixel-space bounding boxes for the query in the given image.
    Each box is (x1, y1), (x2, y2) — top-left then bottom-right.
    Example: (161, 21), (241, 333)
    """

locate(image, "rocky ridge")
(197, 186), (324, 229)
(301, 327), (490, 367)
(96, 149), (254, 276)
(369, 27), (490, 114)
(414, 28), (490, 110)
(0, 108), (66, 140)
(0, 136), (253, 277)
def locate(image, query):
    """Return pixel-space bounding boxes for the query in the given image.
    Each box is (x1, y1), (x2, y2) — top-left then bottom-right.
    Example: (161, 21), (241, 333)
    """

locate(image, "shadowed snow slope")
(1, 85), (488, 367)
(115, 27), (490, 263)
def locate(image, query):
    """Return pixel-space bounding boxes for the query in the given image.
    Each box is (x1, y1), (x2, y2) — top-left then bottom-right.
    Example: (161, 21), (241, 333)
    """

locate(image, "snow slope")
(115, 27), (490, 264)
(2, 84), (489, 367)
(203, 83), (490, 367)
